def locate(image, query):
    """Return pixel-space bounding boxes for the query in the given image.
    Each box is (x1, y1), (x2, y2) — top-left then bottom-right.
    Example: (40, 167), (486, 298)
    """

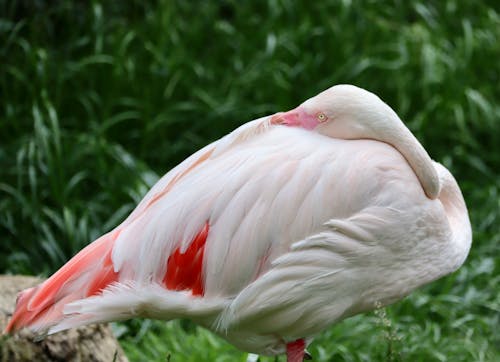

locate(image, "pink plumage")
(5, 85), (471, 361)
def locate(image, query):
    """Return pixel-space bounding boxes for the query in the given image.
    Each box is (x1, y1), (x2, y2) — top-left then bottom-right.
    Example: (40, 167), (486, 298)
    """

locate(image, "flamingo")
(5, 85), (471, 361)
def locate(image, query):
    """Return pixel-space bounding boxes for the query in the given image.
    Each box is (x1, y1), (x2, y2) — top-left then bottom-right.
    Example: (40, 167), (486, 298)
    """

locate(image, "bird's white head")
(270, 84), (440, 199)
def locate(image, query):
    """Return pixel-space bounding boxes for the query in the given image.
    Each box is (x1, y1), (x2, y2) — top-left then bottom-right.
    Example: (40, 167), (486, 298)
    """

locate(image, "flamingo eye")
(316, 112), (328, 122)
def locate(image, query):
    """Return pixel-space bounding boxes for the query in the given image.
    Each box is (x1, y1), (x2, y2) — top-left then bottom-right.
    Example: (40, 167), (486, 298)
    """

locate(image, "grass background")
(1, 0), (499, 361)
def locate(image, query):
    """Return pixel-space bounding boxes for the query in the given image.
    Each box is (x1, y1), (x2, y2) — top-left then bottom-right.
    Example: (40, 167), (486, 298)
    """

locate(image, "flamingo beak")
(270, 107), (318, 130)
(270, 108), (301, 127)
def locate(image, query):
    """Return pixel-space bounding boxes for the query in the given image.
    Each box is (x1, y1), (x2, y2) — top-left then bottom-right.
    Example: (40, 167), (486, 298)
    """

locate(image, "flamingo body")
(5, 85), (471, 360)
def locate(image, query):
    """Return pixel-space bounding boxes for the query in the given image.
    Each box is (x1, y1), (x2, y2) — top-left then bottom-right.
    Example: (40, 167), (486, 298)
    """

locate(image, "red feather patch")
(163, 222), (209, 296)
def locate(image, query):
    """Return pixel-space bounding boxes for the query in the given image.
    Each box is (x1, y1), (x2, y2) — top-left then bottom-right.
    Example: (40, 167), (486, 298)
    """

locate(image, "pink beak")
(270, 107), (318, 130)
(270, 108), (300, 126)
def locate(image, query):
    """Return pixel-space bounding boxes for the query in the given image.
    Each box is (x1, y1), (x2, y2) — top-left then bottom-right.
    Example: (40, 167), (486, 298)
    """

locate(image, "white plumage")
(5, 85), (471, 361)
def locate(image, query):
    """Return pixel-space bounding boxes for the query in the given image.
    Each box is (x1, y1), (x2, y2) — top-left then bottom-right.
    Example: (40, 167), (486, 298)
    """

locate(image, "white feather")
(11, 85), (471, 358)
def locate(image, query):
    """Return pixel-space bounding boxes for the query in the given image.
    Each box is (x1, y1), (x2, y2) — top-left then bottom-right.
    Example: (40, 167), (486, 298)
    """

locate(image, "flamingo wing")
(50, 129), (432, 344)
(5, 115), (274, 334)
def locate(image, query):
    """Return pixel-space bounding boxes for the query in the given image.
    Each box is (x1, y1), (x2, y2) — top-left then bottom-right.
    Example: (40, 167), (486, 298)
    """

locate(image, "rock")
(0, 275), (129, 362)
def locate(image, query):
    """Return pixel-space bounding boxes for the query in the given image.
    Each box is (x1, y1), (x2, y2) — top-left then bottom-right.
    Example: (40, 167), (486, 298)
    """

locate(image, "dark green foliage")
(0, 0), (498, 360)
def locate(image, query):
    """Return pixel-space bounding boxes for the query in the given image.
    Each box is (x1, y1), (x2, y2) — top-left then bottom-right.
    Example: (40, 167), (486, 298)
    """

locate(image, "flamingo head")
(271, 85), (403, 140)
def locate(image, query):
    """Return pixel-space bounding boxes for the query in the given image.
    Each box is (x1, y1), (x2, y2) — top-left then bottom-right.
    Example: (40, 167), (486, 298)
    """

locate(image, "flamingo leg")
(286, 339), (307, 362)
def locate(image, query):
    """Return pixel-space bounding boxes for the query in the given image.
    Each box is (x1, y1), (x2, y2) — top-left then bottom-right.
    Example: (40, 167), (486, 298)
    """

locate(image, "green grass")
(1, 1), (499, 361)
